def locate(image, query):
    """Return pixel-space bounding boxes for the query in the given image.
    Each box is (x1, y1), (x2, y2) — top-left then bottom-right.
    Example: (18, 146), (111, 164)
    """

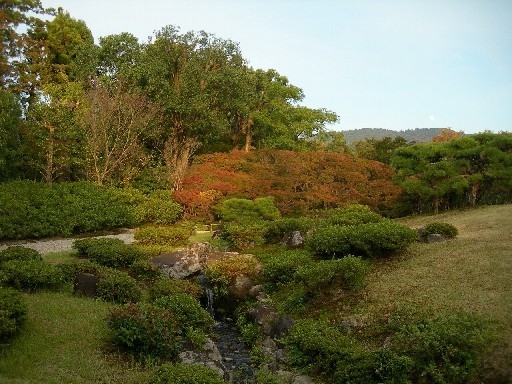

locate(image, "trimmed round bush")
(87, 242), (145, 268)
(306, 220), (418, 258)
(423, 221), (458, 239)
(128, 259), (161, 282)
(0, 287), (27, 342)
(260, 249), (314, 289)
(134, 190), (183, 225)
(153, 294), (214, 331)
(294, 256), (369, 292)
(220, 222), (267, 249)
(0, 259), (65, 291)
(218, 196), (280, 223)
(134, 225), (193, 246)
(148, 277), (202, 301)
(0, 246), (42, 264)
(96, 271), (142, 303)
(264, 217), (317, 243)
(72, 238), (125, 256)
(389, 311), (495, 383)
(108, 302), (181, 359)
(153, 363), (225, 384)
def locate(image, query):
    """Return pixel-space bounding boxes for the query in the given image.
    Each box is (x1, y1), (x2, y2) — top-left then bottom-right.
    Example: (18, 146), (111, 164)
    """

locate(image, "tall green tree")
(136, 26), (245, 191)
(354, 136), (408, 164)
(0, 0), (47, 89)
(0, 90), (23, 180)
(392, 143), (466, 214)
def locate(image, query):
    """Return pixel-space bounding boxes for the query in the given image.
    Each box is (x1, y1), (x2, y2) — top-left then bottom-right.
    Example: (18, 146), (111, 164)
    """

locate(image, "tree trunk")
(164, 136), (201, 191)
(469, 184), (479, 206)
(243, 118), (254, 152)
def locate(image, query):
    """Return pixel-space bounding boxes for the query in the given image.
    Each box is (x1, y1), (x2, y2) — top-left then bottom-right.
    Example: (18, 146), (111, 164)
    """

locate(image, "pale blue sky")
(42, 0), (512, 134)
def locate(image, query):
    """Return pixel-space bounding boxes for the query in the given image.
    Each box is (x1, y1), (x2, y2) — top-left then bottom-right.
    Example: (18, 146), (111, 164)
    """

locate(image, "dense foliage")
(283, 311), (494, 384)
(107, 293), (213, 360)
(306, 220), (418, 258)
(177, 150), (402, 218)
(0, 182), (184, 241)
(0, 182), (136, 240)
(0, 287), (27, 343)
(153, 363), (226, 384)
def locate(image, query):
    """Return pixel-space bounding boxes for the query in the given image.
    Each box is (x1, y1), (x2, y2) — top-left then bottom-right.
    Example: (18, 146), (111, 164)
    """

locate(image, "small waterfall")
(197, 274), (215, 317)
(196, 273), (255, 383)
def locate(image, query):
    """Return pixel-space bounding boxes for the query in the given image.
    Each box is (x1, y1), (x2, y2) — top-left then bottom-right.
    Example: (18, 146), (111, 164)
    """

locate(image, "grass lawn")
(360, 205), (512, 382)
(0, 292), (151, 384)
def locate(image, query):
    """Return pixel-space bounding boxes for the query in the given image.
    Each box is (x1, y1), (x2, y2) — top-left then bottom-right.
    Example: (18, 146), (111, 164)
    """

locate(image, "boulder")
(427, 233), (445, 243)
(228, 274), (254, 299)
(73, 273), (100, 297)
(248, 304), (278, 335)
(271, 315), (295, 339)
(178, 337), (226, 379)
(282, 231), (306, 248)
(150, 242), (238, 279)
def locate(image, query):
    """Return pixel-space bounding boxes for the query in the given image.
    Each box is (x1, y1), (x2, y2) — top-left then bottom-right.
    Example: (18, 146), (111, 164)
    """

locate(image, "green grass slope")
(363, 204), (512, 382)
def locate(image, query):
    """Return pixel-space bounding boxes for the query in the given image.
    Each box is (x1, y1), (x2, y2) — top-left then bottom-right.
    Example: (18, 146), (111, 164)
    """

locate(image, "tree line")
(2, 1), (511, 218)
(1, 1), (338, 189)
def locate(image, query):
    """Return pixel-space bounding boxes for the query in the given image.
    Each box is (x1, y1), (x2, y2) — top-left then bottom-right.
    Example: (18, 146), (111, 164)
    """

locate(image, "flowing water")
(198, 274), (256, 383)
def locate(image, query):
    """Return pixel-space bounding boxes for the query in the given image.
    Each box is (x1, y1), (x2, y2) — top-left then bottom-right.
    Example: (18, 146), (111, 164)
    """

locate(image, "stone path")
(0, 232), (134, 254)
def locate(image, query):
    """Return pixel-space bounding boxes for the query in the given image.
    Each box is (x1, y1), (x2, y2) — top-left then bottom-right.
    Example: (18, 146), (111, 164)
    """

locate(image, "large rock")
(248, 304), (278, 335)
(427, 233), (445, 243)
(228, 274), (254, 299)
(73, 273), (100, 298)
(178, 337), (226, 379)
(150, 243), (238, 279)
(282, 231), (306, 248)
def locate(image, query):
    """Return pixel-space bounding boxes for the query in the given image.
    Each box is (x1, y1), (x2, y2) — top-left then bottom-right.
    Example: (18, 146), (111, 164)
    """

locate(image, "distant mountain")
(340, 128), (450, 145)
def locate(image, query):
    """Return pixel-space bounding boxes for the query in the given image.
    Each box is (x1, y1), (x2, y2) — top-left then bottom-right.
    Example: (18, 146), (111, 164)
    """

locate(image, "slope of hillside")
(362, 205), (512, 382)
(341, 127), (445, 144)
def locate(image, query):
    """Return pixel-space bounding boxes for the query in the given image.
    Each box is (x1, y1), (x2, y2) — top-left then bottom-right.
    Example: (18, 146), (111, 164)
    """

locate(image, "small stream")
(198, 274), (256, 383)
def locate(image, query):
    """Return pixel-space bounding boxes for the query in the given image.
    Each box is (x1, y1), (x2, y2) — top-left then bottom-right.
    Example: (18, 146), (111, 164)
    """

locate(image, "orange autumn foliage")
(175, 150), (402, 219)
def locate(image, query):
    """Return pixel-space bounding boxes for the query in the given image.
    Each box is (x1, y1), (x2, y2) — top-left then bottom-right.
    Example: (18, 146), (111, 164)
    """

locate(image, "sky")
(42, 0), (512, 134)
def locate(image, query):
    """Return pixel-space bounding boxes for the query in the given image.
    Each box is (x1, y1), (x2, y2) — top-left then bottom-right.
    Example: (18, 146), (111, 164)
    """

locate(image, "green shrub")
(264, 217), (316, 243)
(0, 259), (65, 291)
(107, 302), (181, 359)
(135, 190), (183, 225)
(56, 259), (108, 283)
(0, 246), (42, 264)
(306, 220), (418, 258)
(389, 311), (495, 384)
(148, 277), (202, 301)
(220, 222), (267, 249)
(294, 256), (369, 292)
(218, 196), (280, 223)
(285, 318), (364, 376)
(96, 271), (142, 303)
(324, 207), (384, 227)
(206, 255), (259, 297)
(0, 181), (138, 240)
(89, 243), (144, 269)
(423, 221), (459, 239)
(153, 294), (214, 330)
(0, 287), (26, 343)
(260, 249), (314, 289)
(72, 238), (125, 256)
(129, 259), (161, 282)
(153, 363), (225, 384)
(134, 224), (193, 246)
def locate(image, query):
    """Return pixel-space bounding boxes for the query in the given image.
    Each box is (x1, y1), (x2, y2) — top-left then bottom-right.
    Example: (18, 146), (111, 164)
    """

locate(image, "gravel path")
(0, 232), (134, 255)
